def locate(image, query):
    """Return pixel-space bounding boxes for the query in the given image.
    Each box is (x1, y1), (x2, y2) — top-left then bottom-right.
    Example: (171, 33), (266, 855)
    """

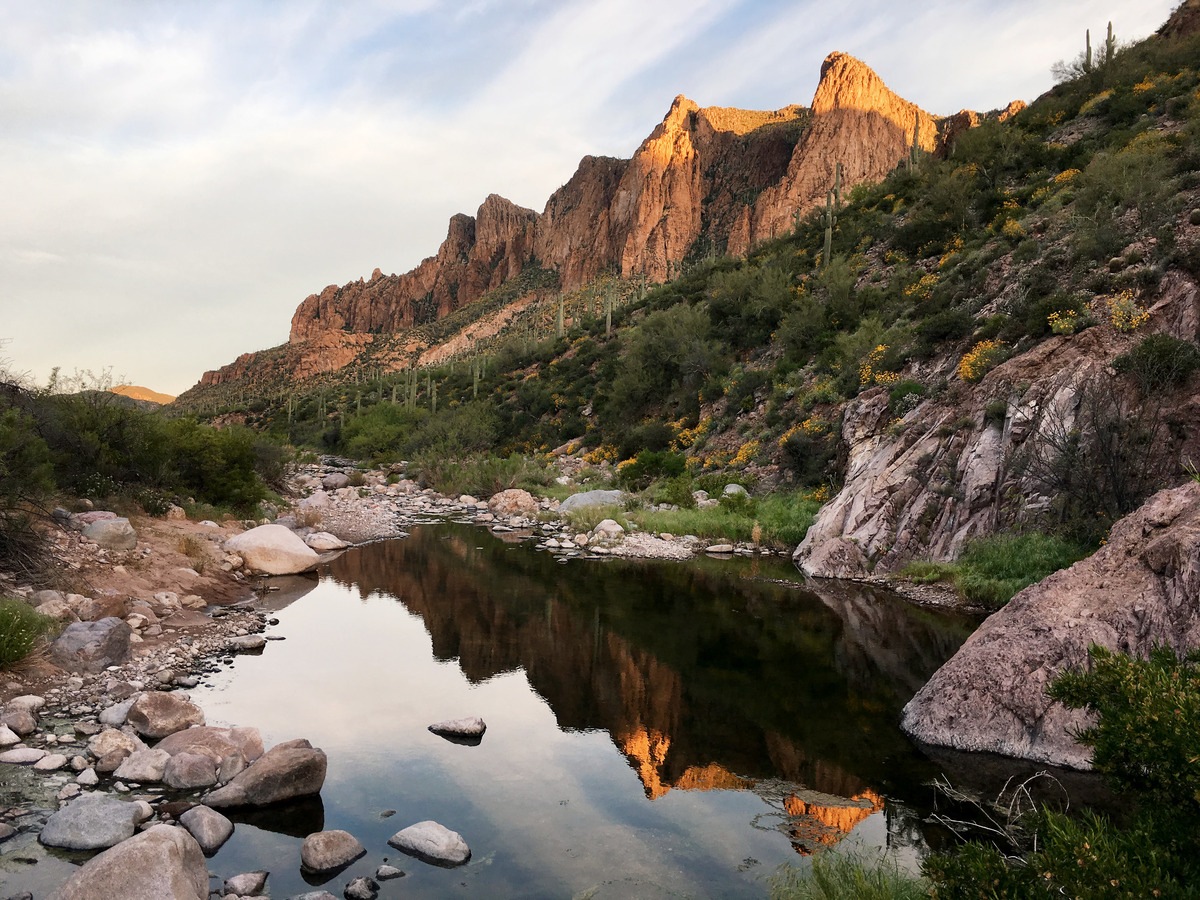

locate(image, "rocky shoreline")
(0, 459), (819, 899)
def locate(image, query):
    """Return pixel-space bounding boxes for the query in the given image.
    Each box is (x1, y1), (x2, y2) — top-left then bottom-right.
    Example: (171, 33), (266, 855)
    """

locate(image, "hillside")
(176, 13), (1200, 575)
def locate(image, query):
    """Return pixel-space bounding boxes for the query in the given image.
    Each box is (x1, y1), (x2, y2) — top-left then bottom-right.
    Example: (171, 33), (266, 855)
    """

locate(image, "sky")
(0, 0), (1179, 396)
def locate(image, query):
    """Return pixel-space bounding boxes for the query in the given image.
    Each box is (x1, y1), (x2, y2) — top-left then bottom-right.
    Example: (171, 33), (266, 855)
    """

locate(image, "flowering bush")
(1048, 309), (1081, 335)
(1107, 290), (1150, 332)
(957, 340), (1006, 383)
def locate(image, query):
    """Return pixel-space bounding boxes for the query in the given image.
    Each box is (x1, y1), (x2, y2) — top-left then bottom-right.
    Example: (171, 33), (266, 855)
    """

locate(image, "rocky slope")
(200, 52), (1013, 388)
(795, 272), (1200, 578)
(900, 480), (1200, 769)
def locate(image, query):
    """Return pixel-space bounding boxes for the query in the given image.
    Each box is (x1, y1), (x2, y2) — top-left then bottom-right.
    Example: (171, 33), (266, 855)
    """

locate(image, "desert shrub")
(927, 644), (1200, 896)
(0, 404), (55, 577)
(649, 474), (696, 509)
(616, 450), (687, 491)
(706, 263), (792, 349)
(0, 597), (57, 669)
(778, 427), (838, 486)
(888, 380), (926, 415)
(913, 307), (974, 357)
(1113, 333), (1200, 392)
(408, 452), (541, 497)
(616, 421), (675, 460)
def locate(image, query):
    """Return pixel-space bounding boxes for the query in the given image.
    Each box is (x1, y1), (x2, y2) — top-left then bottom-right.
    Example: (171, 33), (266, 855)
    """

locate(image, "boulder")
(0, 724), (20, 746)
(0, 747), (46, 765)
(36, 594), (79, 622)
(82, 517), (137, 551)
(178, 805), (233, 855)
(50, 618), (133, 673)
(156, 724), (263, 764)
(204, 739), (327, 807)
(722, 483), (749, 497)
(114, 748), (171, 782)
(39, 794), (142, 850)
(487, 488), (539, 518)
(126, 691), (205, 739)
(344, 877), (380, 900)
(2, 708), (38, 736)
(304, 531), (349, 552)
(99, 696), (137, 726)
(33, 752), (69, 772)
(591, 519), (625, 540)
(224, 870), (269, 896)
(321, 472), (351, 490)
(300, 829), (366, 872)
(88, 727), (147, 759)
(164, 751), (218, 789)
(49, 824), (208, 900)
(558, 489), (625, 513)
(903, 483), (1200, 769)
(224, 524), (320, 575)
(387, 820), (471, 867)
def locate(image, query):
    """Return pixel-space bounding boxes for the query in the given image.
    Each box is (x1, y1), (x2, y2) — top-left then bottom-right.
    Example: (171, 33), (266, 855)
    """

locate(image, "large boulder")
(903, 483), (1200, 769)
(156, 724), (263, 765)
(224, 524), (320, 575)
(558, 489), (625, 513)
(50, 618), (133, 673)
(304, 531), (349, 552)
(163, 751), (218, 789)
(39, 794), (142, 850)
(48, 824), (208, 900)
(82, 517), (137, 551)
(487, 488), (539, 518)
(203, 738), (327, 807)
(113, 748), (171, 783)
(126, 691), (205, 739)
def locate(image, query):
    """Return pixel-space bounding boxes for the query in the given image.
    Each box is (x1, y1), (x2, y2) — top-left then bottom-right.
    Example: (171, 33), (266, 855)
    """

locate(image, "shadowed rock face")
(901, 482), (1200, 769)
(198, 52), (1013, 388)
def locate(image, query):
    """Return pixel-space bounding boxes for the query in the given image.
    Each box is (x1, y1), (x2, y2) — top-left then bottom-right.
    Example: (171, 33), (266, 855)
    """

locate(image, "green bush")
(0, 598), (57, 669)
(408, 452), (546, 498)
(1113, 333), (1200, 393)
(615, 450), (687, 491)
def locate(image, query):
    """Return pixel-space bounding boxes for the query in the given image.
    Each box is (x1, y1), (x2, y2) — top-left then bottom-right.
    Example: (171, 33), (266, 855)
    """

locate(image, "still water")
(187, 524), (977, 898)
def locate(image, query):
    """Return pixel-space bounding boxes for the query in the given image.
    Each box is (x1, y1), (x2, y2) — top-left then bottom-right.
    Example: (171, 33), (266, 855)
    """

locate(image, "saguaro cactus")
(822, 190), (837, 267)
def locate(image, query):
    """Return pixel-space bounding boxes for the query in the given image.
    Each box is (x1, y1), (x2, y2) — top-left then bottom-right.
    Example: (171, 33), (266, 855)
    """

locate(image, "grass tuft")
(769, 851), (929, 900)
(0, 597), (58, 670)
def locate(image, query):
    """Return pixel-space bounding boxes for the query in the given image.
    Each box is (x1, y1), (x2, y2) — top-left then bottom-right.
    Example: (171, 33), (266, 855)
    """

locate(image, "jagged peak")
(812, 51), (904, 116)
(695, 104), (806, 136)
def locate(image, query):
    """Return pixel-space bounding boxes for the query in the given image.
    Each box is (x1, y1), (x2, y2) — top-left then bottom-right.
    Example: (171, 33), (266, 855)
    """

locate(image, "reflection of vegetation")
(770, 849), (928, 900)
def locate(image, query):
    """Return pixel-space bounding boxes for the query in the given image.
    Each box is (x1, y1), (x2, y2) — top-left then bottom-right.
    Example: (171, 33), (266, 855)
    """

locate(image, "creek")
(182, 522), (991, 898)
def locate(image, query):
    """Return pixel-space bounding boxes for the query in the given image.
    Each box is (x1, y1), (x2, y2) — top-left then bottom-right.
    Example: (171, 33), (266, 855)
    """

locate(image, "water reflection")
(320, 526), (975, 855)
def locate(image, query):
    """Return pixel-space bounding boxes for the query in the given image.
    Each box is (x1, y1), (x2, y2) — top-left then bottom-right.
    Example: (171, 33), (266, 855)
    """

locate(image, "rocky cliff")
(901, 480), (1200, 768)
(188, 52), (1016, 390)
(795, 272), (1200, 578)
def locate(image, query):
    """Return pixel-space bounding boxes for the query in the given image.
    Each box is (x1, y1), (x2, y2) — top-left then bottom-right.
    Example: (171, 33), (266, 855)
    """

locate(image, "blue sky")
(0, 0), (1178, 394)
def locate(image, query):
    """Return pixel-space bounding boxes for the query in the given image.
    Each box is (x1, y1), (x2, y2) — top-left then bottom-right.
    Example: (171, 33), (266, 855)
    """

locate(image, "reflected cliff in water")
(320, 525), (975, 851)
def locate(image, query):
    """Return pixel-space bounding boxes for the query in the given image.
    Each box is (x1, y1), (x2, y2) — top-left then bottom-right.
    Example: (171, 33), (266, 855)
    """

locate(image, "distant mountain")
(195, 51), (1017, 389)
(111, 384), (174, 406)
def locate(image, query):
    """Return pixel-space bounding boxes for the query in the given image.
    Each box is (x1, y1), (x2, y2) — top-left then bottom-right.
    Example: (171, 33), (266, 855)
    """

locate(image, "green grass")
(0, 597), (58, 669)
(901, 532), (1091, 608)
(627, 493), (820, 548)
(770, 851), (929, 900)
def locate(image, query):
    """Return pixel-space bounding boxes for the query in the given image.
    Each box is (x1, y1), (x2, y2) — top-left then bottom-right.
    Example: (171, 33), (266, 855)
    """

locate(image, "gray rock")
(0, 724), (21, 746)
(99, 696), (137, 726)
(178, 804), (233, 855)
(287, 893), (338, 900)
(204, 739), (327, 808)
(50, 618), (133, 673)
(591, 519), (625, 540)
(487, 488), (539, 517)
(114, 747), (172, 782)
(375, 864), (404, 880)
(224, 524), (320, 576)
(39, 794), (142, 850)
(558, 489), (625, 513)
(343, 876), (379, 900)
(155, 724), (263, 763)
(300, 829), (366, 872)
(228, 634), (267, 652)
(49, 824), (208, 899)
(82, 517), (137, 551)
(304, 531), (349, 552)
(722, 483), (748, 497)
(0, 748), (46, 765)
(1, 709), (37, 736)
(77, 767), (99, 786)
(428, 717), (486, 745)
(0, 822), (16, 841)
(902, 482), (1200, 769)
(705, 544), (734, 554)
(321, 472), (351, 490)
(33, 752), (69, 772)
(225, 870), (269, 896)
(36, 594), (80, 622)
(126, 691), (205, 739)
(163, 751), (218, 789)
(387, 820), (471, 867)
